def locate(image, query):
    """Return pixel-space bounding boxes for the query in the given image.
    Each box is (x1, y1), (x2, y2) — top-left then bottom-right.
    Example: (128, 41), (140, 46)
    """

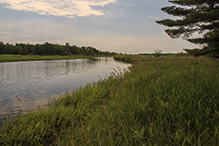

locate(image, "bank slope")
(0, 55), (219, 145)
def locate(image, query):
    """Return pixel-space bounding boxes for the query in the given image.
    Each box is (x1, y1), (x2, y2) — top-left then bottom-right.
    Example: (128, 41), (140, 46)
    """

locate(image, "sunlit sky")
(0, 0), (198, 54)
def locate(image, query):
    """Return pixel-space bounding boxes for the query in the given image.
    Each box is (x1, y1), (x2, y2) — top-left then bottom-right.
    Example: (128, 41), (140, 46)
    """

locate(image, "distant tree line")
(0, 42), (117, 56)
(138, 53), (175, 56)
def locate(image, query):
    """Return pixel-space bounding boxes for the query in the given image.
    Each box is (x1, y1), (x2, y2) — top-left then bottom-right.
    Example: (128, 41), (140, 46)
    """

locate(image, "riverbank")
(0, 55), (219, 145)
(0, 54), (111, 63)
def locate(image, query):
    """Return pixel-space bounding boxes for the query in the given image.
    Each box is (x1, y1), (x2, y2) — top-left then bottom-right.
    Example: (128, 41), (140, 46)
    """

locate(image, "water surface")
(0, 57), (131, 121)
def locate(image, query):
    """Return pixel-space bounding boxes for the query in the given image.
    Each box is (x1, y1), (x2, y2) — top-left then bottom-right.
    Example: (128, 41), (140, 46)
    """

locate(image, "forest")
(0, 42), (117, 56)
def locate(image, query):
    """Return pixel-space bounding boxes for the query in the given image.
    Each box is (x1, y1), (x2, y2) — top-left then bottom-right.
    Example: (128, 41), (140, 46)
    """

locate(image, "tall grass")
(0, 55), (218, 145)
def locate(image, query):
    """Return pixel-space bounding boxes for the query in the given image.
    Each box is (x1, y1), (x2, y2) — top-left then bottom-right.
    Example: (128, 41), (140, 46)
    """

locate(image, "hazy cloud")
(52, 40), (68, 44)
(0, 36), (12, 40)
(0, 0), (117, 17)
(19, 34), (35, 37)
(1, 32), (10, 34)
(148, 15), (160, 20)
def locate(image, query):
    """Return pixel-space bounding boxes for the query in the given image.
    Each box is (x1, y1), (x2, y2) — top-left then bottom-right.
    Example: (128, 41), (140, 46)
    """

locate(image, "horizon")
(0, 0), (199, 54)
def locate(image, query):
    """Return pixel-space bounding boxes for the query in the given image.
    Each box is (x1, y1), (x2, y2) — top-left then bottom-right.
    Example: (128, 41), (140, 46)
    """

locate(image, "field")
(0, 54), (108, 62)
(0, 55), (219, 145)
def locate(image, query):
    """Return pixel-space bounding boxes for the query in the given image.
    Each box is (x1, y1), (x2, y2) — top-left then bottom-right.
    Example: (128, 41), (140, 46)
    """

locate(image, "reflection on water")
(0, 57), (131, 122)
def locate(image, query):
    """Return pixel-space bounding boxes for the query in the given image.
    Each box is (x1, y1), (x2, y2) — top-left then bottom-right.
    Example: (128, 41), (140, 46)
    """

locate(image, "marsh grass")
(0, 54), (109, 62)
(0, 55), (219, 145)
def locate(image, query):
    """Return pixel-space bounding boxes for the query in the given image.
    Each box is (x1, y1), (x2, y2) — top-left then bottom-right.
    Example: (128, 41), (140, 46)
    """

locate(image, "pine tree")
(156, 0), (219, 57)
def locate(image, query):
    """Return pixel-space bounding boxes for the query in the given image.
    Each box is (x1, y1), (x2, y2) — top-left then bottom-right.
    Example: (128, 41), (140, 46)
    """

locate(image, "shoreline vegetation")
(0, 54), (112, 63)
(0, 42), (117, 63)
(0, 55), (219, 145)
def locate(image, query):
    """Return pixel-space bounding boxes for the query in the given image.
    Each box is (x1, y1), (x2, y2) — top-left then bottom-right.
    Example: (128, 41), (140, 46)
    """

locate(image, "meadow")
(0, 55), (218, 145)
(0, 54), (108, 62)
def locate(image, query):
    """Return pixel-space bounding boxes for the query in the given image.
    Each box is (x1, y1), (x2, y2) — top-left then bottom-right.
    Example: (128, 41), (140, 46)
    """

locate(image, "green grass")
(0, 55), (219, 145)
(0, 54), (110, 62)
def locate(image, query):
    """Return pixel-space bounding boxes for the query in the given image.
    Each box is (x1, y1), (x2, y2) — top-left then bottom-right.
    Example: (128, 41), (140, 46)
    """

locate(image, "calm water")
(0, 57), (131, 121)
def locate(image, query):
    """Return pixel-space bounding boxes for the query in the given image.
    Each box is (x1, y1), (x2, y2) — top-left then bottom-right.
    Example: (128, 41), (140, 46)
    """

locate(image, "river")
(0, 57), (131, 122)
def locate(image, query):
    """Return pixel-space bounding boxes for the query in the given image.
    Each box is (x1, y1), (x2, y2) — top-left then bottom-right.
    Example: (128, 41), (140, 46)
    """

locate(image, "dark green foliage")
(0, 41), (117, 56)
(0, 42), (6, 54)
(156, 0), (219, 57)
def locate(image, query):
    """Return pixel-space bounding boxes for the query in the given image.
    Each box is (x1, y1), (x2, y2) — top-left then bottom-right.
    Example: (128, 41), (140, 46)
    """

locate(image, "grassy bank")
(0, 55), (219, 145)
(0, 54), (110, 62)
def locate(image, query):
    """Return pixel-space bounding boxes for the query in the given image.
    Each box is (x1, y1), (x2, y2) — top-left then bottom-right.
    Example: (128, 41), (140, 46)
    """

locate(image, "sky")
(0, 0), (199, 54)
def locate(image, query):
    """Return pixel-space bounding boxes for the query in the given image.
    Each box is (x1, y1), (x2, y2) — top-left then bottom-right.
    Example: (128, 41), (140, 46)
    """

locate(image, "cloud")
(0, 0), (117, 17)
(1, 32), (10, 34)
(0, 36), (12, 40)
(52, 40), (68, 44)
(19, 34), (35, 37)
(148, 15), (160, 20)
